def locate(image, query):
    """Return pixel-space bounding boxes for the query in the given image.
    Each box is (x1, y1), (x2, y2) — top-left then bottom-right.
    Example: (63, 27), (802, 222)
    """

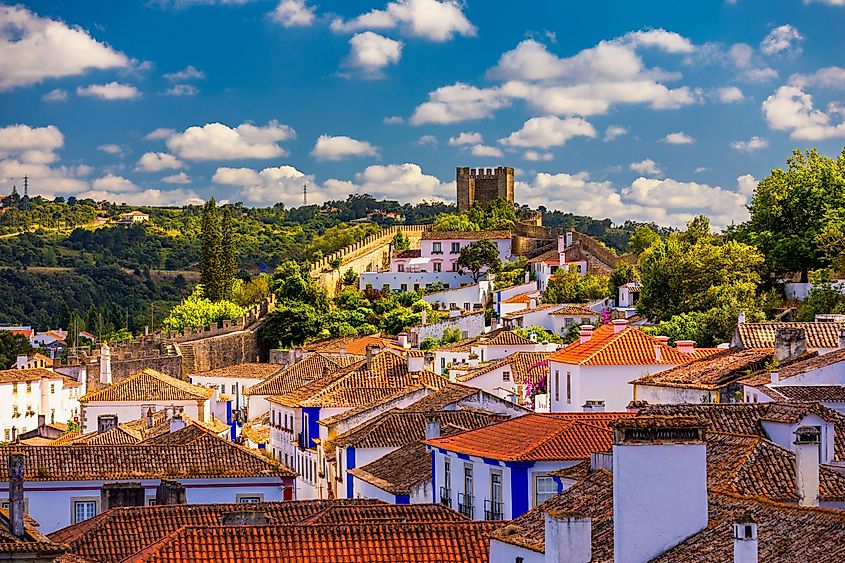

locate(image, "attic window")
(503, 371), (511, 382)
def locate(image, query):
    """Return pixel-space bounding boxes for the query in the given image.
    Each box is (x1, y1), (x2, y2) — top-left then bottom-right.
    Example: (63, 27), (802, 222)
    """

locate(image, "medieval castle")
(456, 166), (514, 212)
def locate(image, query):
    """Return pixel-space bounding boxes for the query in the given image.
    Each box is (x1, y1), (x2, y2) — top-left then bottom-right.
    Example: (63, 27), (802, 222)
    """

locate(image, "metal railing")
(439, 487), (452, 508)
(484, 499), (504, 521)
(457, 493), (474, 519)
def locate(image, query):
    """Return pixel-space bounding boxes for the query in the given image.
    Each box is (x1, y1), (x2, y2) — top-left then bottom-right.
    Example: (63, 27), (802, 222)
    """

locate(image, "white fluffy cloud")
(145, 128), (177, 140)
(330, 0), (475, 42)
(311, 134), (379, 161)
(604, 125), (627, 141)
(135, 152), (184, 172)
(663, 132), (695, 144)
(499, 116), (596, 148)
(163, 65), (205, 81)
(213, 165), (314, 206)
(271, 0), (316, 27)
(760, 24), (803, 56)
(161, 172), (191, 184)
(97, 144), (126, 157)
(42, 88), (68, 102)
(629, 159), (662, 176)
(77, 82), (140, 100)
(731, 136), (769, 152)
(790, 66), (845, 89)
(523, 150), (553, 162)
(716, 86), (744, 103)
(623, 29), (695, 53)
(92, 174), (139, 193)
(518, 171), (751, 228)
(164, 84), (199, 96)
(0, 124), (64, 163)
(762, 85), (845, 140)
(344, 32), (403, 78)
(448, 132), (483, 146)
(470, 145), (503, 157)
(343, 162), (453, 202)
(410, 83), (509, 125)
(737, 174), (757, 196)
(165, 121), (295, 160)
(0, 5), (128, 91)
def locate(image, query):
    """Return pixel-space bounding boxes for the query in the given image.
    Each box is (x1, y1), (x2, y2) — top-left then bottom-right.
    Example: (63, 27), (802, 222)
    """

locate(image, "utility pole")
(303, 184), (307, 206)
(22, 175), (28, 198)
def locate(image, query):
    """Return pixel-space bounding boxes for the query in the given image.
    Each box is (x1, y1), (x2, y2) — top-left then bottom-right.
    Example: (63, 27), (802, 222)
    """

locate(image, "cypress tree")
(220, 207), (237, 300)
(200, 199), (223, 300)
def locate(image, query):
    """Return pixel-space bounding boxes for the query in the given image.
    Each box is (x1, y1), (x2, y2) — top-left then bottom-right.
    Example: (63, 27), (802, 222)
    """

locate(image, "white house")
(546, 320), (717, 412)
(79, 368), (231, 434)
(617, 281), (641, 309)
(421, 281), (493, 312)
(0, 432), (294, 533)
(426, 412), (632, 521)
(0, 367), (82, 443)
(190, 363), (284, 428)
(455, 351), (550, 405)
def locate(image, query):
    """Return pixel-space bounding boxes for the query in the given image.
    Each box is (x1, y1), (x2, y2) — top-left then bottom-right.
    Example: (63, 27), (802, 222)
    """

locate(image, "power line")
(303, 183), (307, 206)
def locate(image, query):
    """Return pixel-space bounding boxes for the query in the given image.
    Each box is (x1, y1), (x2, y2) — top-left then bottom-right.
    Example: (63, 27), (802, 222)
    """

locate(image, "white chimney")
(169, 414), (186, 434)
(733, 514), (758, 563)
(612, 416), (708, 563)
(398, 332), (410, 349)
(529, 331), (538, 343)
(529, 297), (537, 309)
(654, 344), (662, 363)
(794, 426), (820, 507)
(15, 355), (27, 369)
(338, 346), (347, 357)
(675, 340), (696, 354)
(544, 510), (591, 563)
(582, 400), (605, 413)
(39, 377), (49, 418)
(99, 342), (112, 385)
(420, 309), (427, 325)
(425, 412), (441, 440)
(468, 353), (480, 368)
(738, 311), (746, 324)
(770, 371), (779, 385)
(579, 325), (594, 345)
(612, 319), (627, 334)
(407, 354), (425, 374)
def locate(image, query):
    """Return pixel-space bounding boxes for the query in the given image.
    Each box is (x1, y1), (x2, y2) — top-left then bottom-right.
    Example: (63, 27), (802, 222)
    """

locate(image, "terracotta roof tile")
(80, 369), (213, 403)
(240, 412), (270, 445)
(422, 229), (511, 240)
(631, 348), (775, 390)
(549, 324), (718, 366)
(190, 363), (284, 380)
(400, 383), (482, 412)
(425, 412), (634, 461)
(501, 293), (534, 304)
(502, 303), (568, 319)
(735, 322), (845, 349)
(761, 385), (845, 402)
(244, 353), (357, 397)
(304, 335), (401, 356)
(457, 351), (549, 384)
(394, 249), (421, 259)
(477, 330), (534, 347)
(0, 368), (80, 387)
(548, 305), (600, 316)
(348, 441), (431, 495)
(0, 434), (292, 481)
(51, 500), (463, 562)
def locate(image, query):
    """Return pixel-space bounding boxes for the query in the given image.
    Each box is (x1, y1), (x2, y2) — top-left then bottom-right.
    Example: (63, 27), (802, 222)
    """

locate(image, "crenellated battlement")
(456, 165), (514, 212)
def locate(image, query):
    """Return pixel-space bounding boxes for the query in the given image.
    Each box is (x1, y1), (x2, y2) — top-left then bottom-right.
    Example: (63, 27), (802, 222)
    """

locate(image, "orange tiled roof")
(425, 412), (634, 461)
(735, 322), (845, 349)
(51, 501), (462, 562)
(501, 293), (533, 304)
(457, 351), (549, 384)
(244, 353), (359, 397)
(191, 363), (283, 380)
(631, 348), (775, 390)
(80, 368), (214, 403)
(0, 368), (80, 386)
(548, 305), (600, 316)
(304, 335), (402, 356)
(477, 330), (534, 347)
(548, 324), (719, 366)
(422, 229), (511, 240)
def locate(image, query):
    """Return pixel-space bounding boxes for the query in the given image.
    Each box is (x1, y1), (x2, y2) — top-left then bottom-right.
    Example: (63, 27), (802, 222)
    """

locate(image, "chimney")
(365, 345), (379, 371)
(421, 309), (427, 325)
(97, 414), (118, 434)
(220, 511), (270, 526)
(579, 325), (594, 345)
(169, 414), (186, 434)
(39, 377), (49, 420)
(794, 426), (820, 507)
(407, 354), (425, 374)
(146, 407), (155, 429)
(582, 400), (605, 413)
(155, 479), (186, 506)
(468, 353), (480, 368)
(529, 297), (537, 309)
(544, 510), (591, 563)
(397, 332), (410, 349)
(775, 328), (807, 363)
(529, 331), (538, 343)
(626, 400), (648, 414)
(425, 412), (441, 440)
(733, 513), (758, 563)
(100, 482), (145, 511)
(338, 346), (347, 357)
(423, 351), (435, 372)
(654, 344), (662, 363)
(611, 416), (708, 563)
(99, 342), (112, 385)
(8, 452), (25, 539)
(611, 319), (627, 334)
(675, 340), (696, 354)
(37, 414), (45, 431)
(524, 271), (530, 284)
(15, 355), (27, 369)
(770, 371), (779, 385)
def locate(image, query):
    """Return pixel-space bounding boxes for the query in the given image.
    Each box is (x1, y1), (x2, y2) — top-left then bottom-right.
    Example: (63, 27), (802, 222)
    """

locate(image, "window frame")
(71, 497), (99, 524)
(236, 494), (264, 503)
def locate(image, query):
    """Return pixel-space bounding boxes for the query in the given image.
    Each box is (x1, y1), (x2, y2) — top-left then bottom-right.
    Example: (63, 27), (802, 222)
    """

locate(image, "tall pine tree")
(220, 207), (237, 300)
(200, 199), (223, 301)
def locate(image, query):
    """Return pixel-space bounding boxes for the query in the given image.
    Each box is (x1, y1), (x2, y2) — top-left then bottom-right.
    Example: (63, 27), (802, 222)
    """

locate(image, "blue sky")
(1, 0), (845, 227)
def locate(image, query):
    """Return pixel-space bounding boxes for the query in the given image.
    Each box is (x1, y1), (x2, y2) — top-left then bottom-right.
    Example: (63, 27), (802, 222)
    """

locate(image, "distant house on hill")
(117, 211), (149, 224)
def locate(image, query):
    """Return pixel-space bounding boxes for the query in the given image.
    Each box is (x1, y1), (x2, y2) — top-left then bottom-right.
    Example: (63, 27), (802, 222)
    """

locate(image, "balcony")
(484, 499), (504, 521)
(439, 487), (452, 508)
(457, 492), (474, 519)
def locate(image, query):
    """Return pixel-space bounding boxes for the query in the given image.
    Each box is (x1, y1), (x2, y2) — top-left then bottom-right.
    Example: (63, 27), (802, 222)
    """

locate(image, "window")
(3, 429), (8, 441)
(50, 383), (55, 394)
(554, 371), (559, 402)
(50, 409), (55, 423)
(73, 499), (98, 523)
(464, 465), (473, 495)
(432, 242), (442, 254)
(464, 302), (470, 310)
(397, 264), (405, 272)
(444, 458), (451, 486)
(433, 262), (442, 272)
(535, 475), (557, 506)
(441, 358), (446, 370)
(566, 372), (572, 404)
(400, 284), (408, 292)
(147, 497), (157, 506)
(12, 383), (17, 395)
(236, 494), (263, 503)
(451, 242), (460, 254)
(503, 370), (511, 382)
(414, 284), (420, 292)
(1, 499), (29, 512)
(26, 382), (31, 393)
(303, 413), (309, 445)
(486, 471), (503, 521)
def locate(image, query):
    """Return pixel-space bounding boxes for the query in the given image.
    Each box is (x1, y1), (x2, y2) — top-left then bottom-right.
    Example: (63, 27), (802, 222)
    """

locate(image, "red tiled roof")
(393, 249), (422, 259)
(549, 324), (719, 366)
(425, 412), (634, 461)
(735, 322), (845, 349)
(191, 363), (283, 379)
(457, 351), (549, 384)
(244, 354), (358, 397)
(304, 335), (402, 356)
(548, 305), (600, 317)
(760, 385), (845, 402)
(501, 293), (533, 304)
(80, 368), (214, 403)
(631, 348), (775, 390)
(477, 330), (534, 347)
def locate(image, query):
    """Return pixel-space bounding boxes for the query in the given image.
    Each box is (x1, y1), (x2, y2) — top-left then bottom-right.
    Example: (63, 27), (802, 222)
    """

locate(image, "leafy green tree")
(341, 268), (358, 287)
(392, 231), (410, 250)
(231, 274), (272, 307)
(642, 312), (708, 345)
(259, 303), (324, 348)
(457, 240), (501, 282)
(738, 148), (845, 282)
(608, 260), (639, 297)
(0, 331), (31, 369)
(271, 260), (328, 311)
(441, 326), (462, 344)
(162, 286), (246, 332)
(512, 325), (563, 344)
(432, 213), (480, 232)
(628, 225), (661, 256)
(543, 269), (610, 303)
(797, 270), (845, 321)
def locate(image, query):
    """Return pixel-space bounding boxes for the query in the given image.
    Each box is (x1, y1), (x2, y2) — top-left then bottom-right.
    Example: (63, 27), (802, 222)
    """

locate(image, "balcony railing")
(439, 487), (452, 508)
(484, 499), (504, 521)
(457, 492), (474, 519)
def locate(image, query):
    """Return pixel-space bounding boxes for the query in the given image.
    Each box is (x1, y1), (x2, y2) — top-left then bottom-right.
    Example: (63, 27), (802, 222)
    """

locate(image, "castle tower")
(456, 166), (514, 212)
